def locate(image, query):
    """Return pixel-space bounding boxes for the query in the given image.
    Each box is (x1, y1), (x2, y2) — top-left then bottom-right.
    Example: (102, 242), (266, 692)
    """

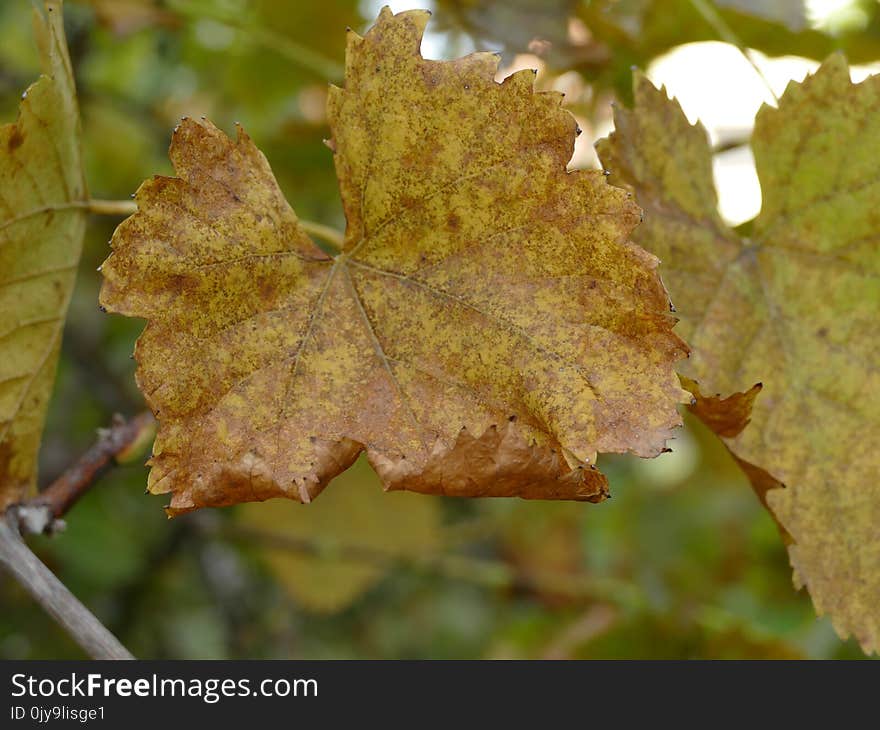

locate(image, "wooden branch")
(0, 412), (152, 658)
(15, 411), (154, 536)
(0, 512), (134, 660)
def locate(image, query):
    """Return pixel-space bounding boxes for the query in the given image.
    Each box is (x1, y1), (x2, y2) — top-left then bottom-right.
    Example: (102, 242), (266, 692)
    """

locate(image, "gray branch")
(0, 511), (134, 660)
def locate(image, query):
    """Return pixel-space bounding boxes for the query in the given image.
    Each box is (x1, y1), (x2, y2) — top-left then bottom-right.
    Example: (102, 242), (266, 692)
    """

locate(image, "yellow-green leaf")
(100, 8), (688, 516)
(238, 455), (441, 613)
(597, 58), (880, 652)
(0, 1), (86, 509)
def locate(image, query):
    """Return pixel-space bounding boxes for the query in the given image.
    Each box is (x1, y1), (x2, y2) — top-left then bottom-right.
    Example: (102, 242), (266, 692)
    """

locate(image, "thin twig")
(0, 512), (134, 660)
(14, 412), (155, 536)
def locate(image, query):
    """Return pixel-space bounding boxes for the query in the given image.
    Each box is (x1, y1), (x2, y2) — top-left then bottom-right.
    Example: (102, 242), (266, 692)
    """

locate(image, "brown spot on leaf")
(7, 127), (24, 152)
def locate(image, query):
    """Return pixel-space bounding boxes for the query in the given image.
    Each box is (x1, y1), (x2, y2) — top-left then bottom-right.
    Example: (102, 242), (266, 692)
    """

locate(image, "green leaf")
(597, 57), (880, 653)
(0, 1), (86, 509)
(238, 456), (442, 613)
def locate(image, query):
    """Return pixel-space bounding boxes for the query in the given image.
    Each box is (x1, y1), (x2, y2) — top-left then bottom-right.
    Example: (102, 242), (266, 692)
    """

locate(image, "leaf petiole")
(299, 219), (345, 253)
(87, 199), (346, 254)
(86, 198), (138, 216)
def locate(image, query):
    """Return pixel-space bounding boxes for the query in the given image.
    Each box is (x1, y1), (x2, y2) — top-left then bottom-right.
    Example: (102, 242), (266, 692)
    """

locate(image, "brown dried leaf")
(681, 377), (762, 439)
(100, 8), (688, 515)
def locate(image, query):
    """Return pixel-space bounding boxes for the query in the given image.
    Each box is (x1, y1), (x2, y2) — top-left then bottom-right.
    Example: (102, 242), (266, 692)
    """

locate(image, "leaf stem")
(85, 200), (345, 255)
(86, 198), (138, 217)
(299, 219), (345, 252)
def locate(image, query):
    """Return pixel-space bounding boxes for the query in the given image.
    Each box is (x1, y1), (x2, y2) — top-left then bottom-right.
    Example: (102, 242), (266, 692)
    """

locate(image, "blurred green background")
(1, 0), (877, 659)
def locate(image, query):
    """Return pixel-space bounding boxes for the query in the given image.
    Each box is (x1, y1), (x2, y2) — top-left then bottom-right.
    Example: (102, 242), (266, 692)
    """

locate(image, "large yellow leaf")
(0, 1), (86, 509)
(100, 8), (688, 516)
(597, 58), (880, 652)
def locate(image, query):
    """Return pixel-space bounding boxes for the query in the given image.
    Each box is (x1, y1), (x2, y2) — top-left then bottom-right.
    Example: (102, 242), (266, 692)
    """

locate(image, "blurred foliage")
(237, 458), (442, 613)
(0, 0), (875, 658)
(437, 0), (880, 103)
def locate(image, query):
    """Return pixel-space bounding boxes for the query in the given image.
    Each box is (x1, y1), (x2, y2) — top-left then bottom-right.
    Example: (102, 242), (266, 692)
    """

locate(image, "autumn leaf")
(597, 58), (880, 652)
(0, 1), (87, 509)
(100, 7), (688, 516)
(238, 455), (441, 613)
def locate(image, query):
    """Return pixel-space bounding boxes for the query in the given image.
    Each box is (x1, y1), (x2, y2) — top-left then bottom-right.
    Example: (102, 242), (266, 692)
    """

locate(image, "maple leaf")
(0, 2), (87, 509)
(100, 7), (688, 516)
(597, 58), (880, 652)
(238, 455), (441, 613)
